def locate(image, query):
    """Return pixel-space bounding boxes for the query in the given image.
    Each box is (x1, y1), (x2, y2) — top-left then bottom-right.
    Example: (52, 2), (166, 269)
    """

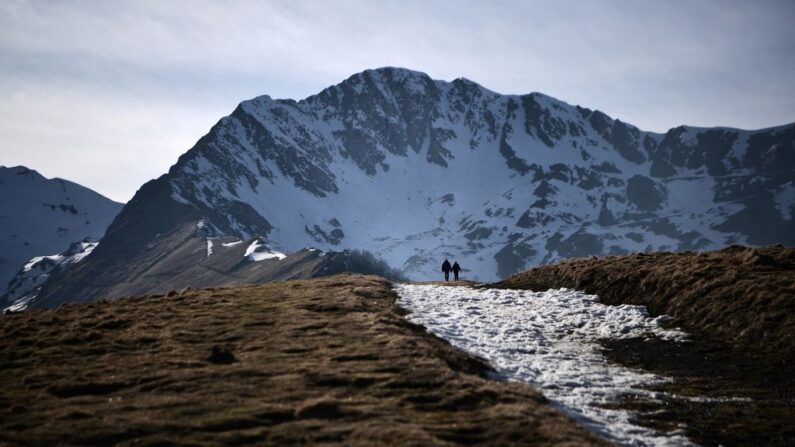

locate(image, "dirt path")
(396, 284), (692, 446)
(0, 274), (605, 446)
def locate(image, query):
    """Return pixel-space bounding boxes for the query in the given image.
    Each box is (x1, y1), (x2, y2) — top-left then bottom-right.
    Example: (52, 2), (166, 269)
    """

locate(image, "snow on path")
(395, 284), (693, 446)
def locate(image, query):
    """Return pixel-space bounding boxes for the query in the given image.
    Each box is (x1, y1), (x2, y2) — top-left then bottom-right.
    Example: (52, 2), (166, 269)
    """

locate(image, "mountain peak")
(358, 66), (432, 82)
(314, 66), (437, 102)
(153, 69), (795, 276)
(30, 69), (795, 307)
(0, 164), (123, 300)
(0, 165), (44, 180)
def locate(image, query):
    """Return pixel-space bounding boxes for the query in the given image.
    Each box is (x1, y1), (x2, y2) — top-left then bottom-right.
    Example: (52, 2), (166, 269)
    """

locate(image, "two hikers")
(441, 258), (462, 281)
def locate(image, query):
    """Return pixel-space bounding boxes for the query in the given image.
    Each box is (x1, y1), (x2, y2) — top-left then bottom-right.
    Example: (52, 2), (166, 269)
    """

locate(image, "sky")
(1, 0), (793, 203)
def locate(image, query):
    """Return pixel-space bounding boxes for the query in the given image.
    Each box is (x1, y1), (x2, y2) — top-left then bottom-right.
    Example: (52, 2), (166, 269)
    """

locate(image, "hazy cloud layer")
(1, 0), (793, 202)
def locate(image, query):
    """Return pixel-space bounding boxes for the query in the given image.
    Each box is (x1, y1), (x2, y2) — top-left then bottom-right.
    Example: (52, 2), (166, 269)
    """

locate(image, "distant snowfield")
(395, 284), (694, 446)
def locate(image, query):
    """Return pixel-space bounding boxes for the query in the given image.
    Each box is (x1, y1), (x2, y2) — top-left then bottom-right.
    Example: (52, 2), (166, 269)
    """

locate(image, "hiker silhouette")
(452, 261), (461, 281)
(441, 259), (452, 281)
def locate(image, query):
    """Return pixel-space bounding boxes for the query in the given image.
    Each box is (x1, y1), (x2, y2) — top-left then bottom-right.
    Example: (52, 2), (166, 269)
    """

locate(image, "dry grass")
(0, 274), (604, 446)
(499, 245), (795, 446)
(500, 245), (795, 357)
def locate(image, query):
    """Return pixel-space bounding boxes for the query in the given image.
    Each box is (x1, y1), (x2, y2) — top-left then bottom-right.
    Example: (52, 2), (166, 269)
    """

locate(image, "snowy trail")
(395, 284), (693, 446)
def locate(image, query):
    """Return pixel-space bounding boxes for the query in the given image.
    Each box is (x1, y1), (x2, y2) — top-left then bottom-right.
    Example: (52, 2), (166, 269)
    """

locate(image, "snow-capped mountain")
(0, 166), (122, 297)
(33, 68), (795, 305)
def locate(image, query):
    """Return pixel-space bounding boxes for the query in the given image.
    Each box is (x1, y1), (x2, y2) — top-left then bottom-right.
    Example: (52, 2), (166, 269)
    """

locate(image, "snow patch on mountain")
(206, 239), (214, 257)
(244, 239), (286, 261)
(3, 240), (98, 312)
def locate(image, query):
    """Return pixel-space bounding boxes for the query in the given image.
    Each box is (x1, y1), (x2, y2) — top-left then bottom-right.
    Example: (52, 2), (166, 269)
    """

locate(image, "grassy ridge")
(0, 274), (603, 446)
(500, 245), (795, 357)
(499, 245), (795, 445)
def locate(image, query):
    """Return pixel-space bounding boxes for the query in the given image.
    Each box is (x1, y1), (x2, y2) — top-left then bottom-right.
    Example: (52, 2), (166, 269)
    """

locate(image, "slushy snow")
(395, 284), (693, 446)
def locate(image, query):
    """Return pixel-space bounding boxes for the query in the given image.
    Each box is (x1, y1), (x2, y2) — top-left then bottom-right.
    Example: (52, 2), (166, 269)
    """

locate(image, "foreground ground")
(397, 284), (693, 445)
(0, 274), (604, 446)
(500, 245), (795, 446)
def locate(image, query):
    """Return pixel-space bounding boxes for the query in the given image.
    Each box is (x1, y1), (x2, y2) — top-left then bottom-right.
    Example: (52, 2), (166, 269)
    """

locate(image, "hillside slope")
(0, 274), (604, 446)
(30, 217), (403, 308)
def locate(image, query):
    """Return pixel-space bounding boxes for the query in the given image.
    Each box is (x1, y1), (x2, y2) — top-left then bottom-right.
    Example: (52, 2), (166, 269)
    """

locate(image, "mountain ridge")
(32, 67), (795, 306)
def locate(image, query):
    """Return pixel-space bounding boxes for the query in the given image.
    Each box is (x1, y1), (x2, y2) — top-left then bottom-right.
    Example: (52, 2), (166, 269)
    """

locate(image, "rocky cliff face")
(33, 67), (795, 305)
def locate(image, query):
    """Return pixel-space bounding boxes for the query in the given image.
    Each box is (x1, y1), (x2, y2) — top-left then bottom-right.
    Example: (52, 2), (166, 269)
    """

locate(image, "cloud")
(0, 81), (221, 202)
(1, 0), (793, 201)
